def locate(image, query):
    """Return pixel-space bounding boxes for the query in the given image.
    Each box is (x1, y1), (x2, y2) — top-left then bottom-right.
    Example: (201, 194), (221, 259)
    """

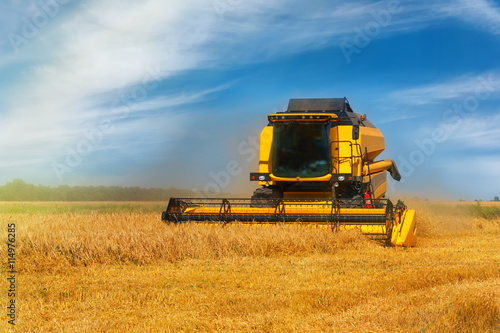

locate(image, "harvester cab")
(162, 98), (416, 247)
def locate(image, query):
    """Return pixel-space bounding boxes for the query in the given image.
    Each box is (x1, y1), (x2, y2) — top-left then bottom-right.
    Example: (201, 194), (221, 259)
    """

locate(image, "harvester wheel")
(250, 187), (281, 207)
(339, 195), (363, 208)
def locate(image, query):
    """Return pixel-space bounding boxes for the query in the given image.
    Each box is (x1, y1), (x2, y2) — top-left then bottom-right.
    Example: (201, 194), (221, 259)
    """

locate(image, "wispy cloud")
(0, 0), (224, 181)
(437, 0), (500, 35)
(207, 1), (449, 61)
(376, 112), (423, 124)
(388, 71), (500, 105)
(447, 110), (500, 149)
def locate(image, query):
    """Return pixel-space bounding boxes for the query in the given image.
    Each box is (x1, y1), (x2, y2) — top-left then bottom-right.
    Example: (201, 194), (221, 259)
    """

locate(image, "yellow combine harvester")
(162, 98), (416, 246)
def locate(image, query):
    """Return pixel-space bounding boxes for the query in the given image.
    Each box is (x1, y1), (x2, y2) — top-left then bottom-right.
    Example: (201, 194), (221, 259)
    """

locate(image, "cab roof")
(285, 98), (353, 113)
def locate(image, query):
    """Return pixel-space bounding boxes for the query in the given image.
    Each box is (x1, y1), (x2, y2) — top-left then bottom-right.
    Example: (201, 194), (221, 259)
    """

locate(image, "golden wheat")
(0, 201), (499, 332)
(5, 212), (372, 270)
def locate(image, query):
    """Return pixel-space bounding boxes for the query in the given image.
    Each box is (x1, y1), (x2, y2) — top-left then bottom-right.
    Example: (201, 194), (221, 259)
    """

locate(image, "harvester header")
(162, 98), (416, 247)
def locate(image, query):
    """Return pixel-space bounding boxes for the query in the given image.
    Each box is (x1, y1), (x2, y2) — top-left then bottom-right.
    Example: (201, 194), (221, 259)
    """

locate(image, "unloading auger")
(162, 98), (416, 246)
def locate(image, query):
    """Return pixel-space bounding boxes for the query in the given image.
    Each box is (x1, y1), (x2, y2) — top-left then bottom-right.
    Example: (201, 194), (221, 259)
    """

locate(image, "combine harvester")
(162, 98), (416, 246)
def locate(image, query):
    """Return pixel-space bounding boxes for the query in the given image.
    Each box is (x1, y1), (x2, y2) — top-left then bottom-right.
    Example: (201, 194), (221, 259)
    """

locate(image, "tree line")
(0, 179), (212, 201)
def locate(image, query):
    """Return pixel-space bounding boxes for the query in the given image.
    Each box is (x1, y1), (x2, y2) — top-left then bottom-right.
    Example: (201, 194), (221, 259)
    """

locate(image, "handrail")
(329, 140), (362, 175)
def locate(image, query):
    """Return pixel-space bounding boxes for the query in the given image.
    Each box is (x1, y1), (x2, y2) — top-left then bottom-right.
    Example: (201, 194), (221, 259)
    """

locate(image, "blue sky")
(1, 0), (500, 200)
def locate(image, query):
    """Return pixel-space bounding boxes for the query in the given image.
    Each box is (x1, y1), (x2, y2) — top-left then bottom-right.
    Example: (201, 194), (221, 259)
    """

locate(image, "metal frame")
(161, 197), (410, 245)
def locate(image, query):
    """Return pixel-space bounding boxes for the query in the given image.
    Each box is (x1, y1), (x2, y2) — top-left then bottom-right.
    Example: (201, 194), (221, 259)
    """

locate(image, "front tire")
(250, 187), (282, 207)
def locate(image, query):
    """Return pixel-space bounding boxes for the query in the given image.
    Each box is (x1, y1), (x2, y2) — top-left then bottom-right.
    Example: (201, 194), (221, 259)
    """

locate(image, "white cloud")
(447, 111), (500, 149)
(437, 0), (500, 35)
(376, 112), (423, 124)
(0, 0), (220, 180)
(388, 71), (500, 105)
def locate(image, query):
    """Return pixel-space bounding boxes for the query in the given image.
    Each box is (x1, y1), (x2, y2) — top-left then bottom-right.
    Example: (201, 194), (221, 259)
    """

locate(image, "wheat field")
(0, 201), (499, 332)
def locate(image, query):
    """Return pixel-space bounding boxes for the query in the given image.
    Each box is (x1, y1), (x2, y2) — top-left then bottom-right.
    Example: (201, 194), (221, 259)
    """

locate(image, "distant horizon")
(0, 178), (499, 202)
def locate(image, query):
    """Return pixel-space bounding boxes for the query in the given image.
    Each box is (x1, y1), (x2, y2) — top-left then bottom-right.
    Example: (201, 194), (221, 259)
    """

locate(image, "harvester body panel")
(258, 125), (274, 186)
